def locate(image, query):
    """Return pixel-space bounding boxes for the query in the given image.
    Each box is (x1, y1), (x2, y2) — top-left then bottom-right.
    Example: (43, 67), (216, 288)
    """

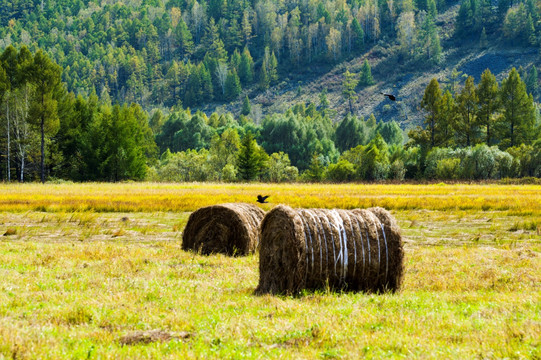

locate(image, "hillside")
(210, 2), (541, 129)
(1, 0), (539, 131)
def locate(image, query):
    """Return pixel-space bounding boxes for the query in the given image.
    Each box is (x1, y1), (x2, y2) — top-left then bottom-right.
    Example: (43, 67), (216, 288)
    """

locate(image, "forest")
(0, 0), (540, 182)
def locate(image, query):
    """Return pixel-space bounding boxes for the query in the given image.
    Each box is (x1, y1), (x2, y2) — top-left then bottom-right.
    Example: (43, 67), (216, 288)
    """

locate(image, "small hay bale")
(182, 203), (265, 256)
(256, 205), (404, 295)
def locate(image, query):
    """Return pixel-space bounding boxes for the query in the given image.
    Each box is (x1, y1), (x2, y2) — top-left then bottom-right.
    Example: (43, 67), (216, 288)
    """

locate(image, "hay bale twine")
(256, 205), (404, 295)
(182, 203), (265, 256)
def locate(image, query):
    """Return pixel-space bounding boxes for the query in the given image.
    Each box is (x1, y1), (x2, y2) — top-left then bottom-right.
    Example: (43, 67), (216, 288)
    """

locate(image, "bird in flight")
(380, 92), (397, 101)
(256, 195), (270, 204)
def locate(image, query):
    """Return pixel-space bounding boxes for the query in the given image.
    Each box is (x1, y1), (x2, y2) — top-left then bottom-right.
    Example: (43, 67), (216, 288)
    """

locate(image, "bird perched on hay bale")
(182, 203), (265, 256)
(256, 205), (404, 295)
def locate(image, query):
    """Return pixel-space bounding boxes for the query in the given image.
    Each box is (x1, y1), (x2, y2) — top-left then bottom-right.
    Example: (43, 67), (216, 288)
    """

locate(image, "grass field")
(0, 183), (540, 359)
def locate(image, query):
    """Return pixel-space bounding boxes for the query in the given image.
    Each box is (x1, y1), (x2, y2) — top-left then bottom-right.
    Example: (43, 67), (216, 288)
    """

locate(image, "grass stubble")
(0, 183), (539, 359)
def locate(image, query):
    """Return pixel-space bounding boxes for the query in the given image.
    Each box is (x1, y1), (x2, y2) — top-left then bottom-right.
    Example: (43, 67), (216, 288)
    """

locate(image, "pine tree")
(319, 88), (329, 110)
(476, 69), (499, 145)
(351, 18), (364, 50)
(199, 63), (213, 101)
(268, 51), (278, 84)
(230, 49), (241, 72)
(241, 95), (251, 115)
(224, 69), (241, 101)
(238, 46), (254, 84)
(525, 66), (538, 98)
(342, 69), (358, 114)
(499, 68), (536, 147)
(175, 18), (194, 58)
(238, 131), (265, 181)
(359, 59), (374, 87)
(420, 78), (442, 148)
(28, 50), (62, 183)
(454, 76), (479, 147)
(259, 60), (270, 91)
(479, 27), (488, 49)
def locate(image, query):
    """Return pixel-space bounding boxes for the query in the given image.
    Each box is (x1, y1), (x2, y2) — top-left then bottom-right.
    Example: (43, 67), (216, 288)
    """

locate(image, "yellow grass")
(1, 182), (540, 214)
(0, 182), (540, 359)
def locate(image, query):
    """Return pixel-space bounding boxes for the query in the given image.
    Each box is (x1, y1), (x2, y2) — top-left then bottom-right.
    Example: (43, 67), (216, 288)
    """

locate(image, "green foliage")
(499, 68), (536, 148)
(342, 69), (358, 114)
(476, 69), (499, 146)
(359, 59), (374, 87)
(241, 96), (251, 116)
(238, 47), (254, 85)
(334, 115), (366, 152)
(237, 131), (268, 181)
(454, 76), (479, 147)
(224, 69), (241, 101)
(325, 159), (355, 182)
(262, 152), (299, 182)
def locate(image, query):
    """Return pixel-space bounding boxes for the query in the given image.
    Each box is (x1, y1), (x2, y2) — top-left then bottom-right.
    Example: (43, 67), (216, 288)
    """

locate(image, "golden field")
(1, 182), (541, 214)
(0, 182), (540, 359)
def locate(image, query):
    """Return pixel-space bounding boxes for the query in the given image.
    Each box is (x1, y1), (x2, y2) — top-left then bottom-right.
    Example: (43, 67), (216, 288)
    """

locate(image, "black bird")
(381, 92), (397, 101)
(256, 195), (270, 204)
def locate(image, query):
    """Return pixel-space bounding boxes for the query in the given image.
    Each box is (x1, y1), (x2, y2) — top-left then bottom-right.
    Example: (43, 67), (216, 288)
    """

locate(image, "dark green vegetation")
(0, 0), (540, 182)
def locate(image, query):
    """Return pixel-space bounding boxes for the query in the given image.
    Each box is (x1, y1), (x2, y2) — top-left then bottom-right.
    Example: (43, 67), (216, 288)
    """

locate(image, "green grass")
(0, 184), (540, 359)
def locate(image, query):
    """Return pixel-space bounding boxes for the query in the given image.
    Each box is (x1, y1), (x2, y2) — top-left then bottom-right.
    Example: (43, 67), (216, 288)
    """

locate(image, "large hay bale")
(256, 205), (404, 294)
(182, 203), (265, 256)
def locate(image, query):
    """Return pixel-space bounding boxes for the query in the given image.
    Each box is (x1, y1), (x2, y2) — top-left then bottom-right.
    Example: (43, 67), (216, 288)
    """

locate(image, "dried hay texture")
(182, 203), (265, 256)
(256, 205), (404, 295)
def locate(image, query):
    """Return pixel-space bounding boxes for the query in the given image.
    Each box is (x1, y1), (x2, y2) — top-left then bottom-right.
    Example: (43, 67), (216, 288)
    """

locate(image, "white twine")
(315, 213), (330, 275)
(354, 216), (365, 278)
(330, 210), (348, 281)
(298, 212), (311, 281)
(323, 213), (338, 277)
(343, 211), (358, 278)
(380, 222), (389, 284)
(307, 211), (324, 276)
(374, 221), (381, 277)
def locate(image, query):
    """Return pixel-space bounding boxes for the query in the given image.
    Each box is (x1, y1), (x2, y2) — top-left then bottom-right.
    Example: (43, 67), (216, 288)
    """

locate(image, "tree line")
(1, 46), (540, 183)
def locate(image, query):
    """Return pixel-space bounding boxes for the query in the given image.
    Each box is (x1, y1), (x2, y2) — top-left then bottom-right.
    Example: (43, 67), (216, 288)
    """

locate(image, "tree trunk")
(7, 100), (10, 182)
(40, 94), (45, 183)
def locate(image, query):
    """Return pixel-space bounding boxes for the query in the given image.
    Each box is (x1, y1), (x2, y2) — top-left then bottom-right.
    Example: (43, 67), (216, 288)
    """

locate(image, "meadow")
(0, 182), (540, 359)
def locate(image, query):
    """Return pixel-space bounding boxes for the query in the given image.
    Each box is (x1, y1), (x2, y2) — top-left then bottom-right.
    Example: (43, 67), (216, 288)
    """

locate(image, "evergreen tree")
(479, 27), (488, 49)
(200, 63), (214, 101)
(241, 95), (251, 116)
(454, 76), (479, 147)
(335, 114), (365, 151)
(175, 18), (194, 58)
(238, 46), (254, 84)
(525, 66), (539, 98)
(359, 59), (374, 87)
(342, 69), (358, 114)
(304, 154), (326, 181)
(237, 131), (266, 181)
(351, 18), (364, 50)
(259, 60), (270, 91)
(319, 88), (329, 111)
(476, 69), (499, 145)
(420, 78), (442, 148)
(224, 69), (241, 101)
(28, 50), (63, 183)
(499, 68), (536, 147)
(268, 51), (278, 84)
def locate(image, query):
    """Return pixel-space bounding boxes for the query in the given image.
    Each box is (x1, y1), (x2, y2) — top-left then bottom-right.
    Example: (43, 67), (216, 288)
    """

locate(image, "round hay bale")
(182, 203), (265, 256)
(256, 205), (404, 295)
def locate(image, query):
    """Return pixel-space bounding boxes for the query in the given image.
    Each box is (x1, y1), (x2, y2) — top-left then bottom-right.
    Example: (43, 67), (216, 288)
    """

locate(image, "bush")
(389, 160), (406, 180)
(325, 159), (355, 182)
(435, 158), (461, 180)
